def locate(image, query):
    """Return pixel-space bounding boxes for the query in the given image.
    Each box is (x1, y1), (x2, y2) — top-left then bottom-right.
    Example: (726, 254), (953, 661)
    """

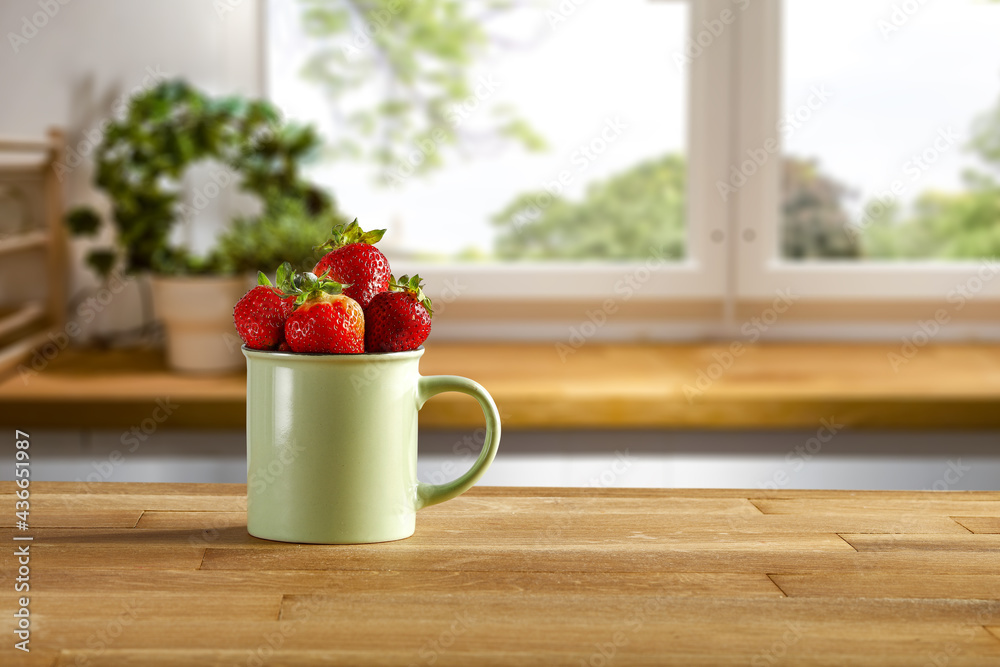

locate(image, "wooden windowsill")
(0, 343), (999, 430)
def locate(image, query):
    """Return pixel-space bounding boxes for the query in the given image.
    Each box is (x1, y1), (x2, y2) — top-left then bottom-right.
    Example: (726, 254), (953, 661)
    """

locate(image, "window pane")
(269, 0), (688, 262)
(781, 0), (1000, 261)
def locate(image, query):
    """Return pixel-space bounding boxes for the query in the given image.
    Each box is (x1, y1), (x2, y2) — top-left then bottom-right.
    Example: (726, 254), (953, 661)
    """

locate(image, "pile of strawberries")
(233, 221), (433, 354)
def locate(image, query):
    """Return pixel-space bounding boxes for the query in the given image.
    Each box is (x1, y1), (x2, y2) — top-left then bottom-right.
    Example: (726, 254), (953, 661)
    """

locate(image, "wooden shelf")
(0, 137), (51, 152)
(0, 229), (48, 255)
(0, 156), (49, 172)
(0, 127), (68, 385)
(0, 302), (46, 339)
(1, 342), (999, 430)
(0, 328), (57, 379)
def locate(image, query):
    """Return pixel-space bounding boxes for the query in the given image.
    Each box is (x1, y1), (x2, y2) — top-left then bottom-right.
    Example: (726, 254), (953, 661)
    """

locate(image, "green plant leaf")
(65, 207), (102, 236)
(86, 249), (117, 278)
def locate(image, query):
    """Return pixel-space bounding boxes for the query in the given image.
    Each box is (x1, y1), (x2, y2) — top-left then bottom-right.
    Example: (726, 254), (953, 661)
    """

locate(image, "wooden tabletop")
(2, 482), (999, 666)
(2, 342), (1000, 430)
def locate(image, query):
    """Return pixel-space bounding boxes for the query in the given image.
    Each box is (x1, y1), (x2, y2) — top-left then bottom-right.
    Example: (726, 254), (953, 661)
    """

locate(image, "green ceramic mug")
(242, 346), (501, 544)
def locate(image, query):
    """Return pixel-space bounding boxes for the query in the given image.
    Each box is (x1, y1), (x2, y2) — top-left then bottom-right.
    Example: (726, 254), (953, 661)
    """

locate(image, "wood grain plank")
(27, 593), (282, 620)
(953, 517), (1000, 534)
(841, 533), (1000, 552)
(48, 648), (1000, 667)
(0, 526), (864, 551)
(0, 650), (59, 667)
(0, 482), (246, 496)
(0, 526), (257, 551)
(121, 499), (766, 526)
(422, 511), (974, 536)
(197, 535), (875, 575)
(277, 595), (1000, 626)
(753, 497), (1000, 516)
(25, 618), (1000, 659)
(34, 510), (965, 548)
(129, 509), (973, 537)
(0, 509), (141, 528)
(10, 545), (205, 570)
(770, 573), (1000, 600)
(23, 495), (246, 512)
(29, 569), (784, 598)
(4, 491), (990, 529)
(424, 495), (763, 516)
(135, 511), (247, 530)
(199, 547), (1000, 574)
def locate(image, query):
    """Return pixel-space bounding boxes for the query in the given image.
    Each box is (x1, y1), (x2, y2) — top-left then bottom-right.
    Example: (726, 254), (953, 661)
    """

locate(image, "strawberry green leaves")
(275, 260), (295, 291)
(258, 261), (348, 307)
(318, 219), (386, 251)
(258, 261), (296, 290)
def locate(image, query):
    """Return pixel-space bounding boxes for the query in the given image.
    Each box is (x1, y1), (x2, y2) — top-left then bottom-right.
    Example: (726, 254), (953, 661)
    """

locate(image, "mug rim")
(242, 345), (425, 361)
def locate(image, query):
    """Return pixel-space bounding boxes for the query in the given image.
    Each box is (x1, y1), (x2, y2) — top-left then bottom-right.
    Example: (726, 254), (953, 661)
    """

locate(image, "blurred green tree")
(859, 92), (1000, 260)
(781, 157), (860, 259)
(297, 0), (545, 183)
(490, 154), (687, 261)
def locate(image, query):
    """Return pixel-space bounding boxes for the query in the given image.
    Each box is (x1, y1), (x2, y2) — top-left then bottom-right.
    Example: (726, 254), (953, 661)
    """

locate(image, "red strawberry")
(283, 271), (364, 354)
(233, 270), (296, 350)
(313, 219), (391, 308)
(363, 274), (433, 353)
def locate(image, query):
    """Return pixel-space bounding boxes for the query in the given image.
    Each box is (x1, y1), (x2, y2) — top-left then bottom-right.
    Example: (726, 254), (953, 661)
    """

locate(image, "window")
(781, 0), (1000, 262)
(267, 0), (727, 306)
(266, 0), (1000, 336)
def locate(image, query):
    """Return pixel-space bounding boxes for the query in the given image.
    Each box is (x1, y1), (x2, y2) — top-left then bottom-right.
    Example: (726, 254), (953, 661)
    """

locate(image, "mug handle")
(415, 375), (501, 509)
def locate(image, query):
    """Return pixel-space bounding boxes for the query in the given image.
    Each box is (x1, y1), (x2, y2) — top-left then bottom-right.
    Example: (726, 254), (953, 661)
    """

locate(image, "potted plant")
(216, 197), (345, 276)
(66, 80), (342, 372)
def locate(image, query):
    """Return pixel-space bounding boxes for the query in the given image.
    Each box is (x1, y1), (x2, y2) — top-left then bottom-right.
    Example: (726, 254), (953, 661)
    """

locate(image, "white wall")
(0, 0), (262, 336)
